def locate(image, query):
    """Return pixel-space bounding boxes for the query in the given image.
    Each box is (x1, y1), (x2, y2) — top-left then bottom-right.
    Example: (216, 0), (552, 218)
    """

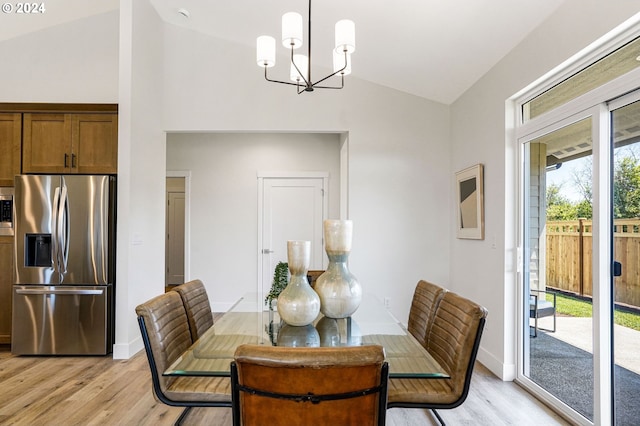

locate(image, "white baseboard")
(477, 346), (516, 381)
(112, 336), (144, 360)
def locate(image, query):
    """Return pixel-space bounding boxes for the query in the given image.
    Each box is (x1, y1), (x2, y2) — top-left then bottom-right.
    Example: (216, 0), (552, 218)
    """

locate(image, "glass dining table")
(164, 292), (449, 379)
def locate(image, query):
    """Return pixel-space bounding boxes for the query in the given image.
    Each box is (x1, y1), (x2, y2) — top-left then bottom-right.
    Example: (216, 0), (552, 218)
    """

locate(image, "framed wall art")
(455, 164), (484, 239)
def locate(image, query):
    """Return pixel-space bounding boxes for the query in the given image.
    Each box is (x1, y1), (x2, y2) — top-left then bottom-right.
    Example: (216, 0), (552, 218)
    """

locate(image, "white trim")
(257, 171), (329, 179)
(113, 338), (143, 360)
(340, 133), (349, 219)
(166, 170), (191, 282)
(608, 87), (640, 110)
(516, 108), (593, 148)
(592, 104), (613, 425)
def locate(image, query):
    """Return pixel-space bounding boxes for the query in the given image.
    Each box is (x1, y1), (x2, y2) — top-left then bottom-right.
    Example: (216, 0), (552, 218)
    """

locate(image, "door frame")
(166, 170), (191, 283)
(505, 36), (640, 425)
(257, 171), (329, 301)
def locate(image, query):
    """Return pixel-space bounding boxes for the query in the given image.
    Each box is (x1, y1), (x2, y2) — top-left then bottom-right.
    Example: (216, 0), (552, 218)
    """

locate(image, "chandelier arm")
(311, 74), (345, 90)
(290, 48), (311, 88)
(264, 66), (306, 87)
(309, 50), (347, 87)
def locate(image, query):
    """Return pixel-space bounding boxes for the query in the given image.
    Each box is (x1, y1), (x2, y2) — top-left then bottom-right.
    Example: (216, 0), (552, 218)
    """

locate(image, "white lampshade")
(290, 54), (308, 82)
(282, 12), (303, 49)
(333, 50), (351, 75)
(256, 36), (276, 67)
(335, 19), (355, 54)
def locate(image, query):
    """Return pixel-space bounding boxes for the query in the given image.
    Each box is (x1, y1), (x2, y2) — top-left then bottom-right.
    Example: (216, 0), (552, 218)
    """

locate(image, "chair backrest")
(426, 291), (487, 401)
(407, 280), (446, 348)
(172, 279), (214, 342)
(136, 291), (193, 395)
(231, 344), (388, 426)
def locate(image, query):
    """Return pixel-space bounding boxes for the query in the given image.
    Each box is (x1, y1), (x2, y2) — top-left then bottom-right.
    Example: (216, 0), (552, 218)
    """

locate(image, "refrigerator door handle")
(59, 184), (69, 274)
(15, 288), (105, 295)
(52, 186), (61, 274)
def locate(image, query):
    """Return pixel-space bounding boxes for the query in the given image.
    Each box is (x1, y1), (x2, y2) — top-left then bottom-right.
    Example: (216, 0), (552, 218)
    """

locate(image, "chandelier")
(256, 0), (355, 94)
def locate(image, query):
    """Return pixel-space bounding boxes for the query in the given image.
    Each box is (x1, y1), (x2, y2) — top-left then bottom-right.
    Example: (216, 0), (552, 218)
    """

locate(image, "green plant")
(264, 261), (289, 309)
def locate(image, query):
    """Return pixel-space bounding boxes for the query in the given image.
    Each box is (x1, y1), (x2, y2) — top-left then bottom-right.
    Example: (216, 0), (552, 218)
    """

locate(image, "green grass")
(549, 292), (640, 332)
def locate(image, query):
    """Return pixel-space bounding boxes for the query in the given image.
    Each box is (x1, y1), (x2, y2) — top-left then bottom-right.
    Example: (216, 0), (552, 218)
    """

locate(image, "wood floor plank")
(0, 345), (570, 425)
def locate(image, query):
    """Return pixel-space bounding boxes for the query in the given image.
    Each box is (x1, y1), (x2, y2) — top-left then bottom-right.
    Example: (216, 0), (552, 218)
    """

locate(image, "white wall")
(166, 132), (342, 309)
(113, 0), (165, 358)
(160, 23), (451, 327)
(0, 11), (118, 103)
(450, 1), (640, 379)
(0, 1), (450, 360)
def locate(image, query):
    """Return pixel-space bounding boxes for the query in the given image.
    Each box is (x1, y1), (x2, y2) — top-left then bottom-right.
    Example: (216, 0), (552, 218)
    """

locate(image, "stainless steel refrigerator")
(12, 175), (115, 355)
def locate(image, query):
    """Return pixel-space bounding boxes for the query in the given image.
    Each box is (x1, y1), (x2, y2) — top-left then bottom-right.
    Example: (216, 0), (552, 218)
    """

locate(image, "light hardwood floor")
(0, 344), (570, 426)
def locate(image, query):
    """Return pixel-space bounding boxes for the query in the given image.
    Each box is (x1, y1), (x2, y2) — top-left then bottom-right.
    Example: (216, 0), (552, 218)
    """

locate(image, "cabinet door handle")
(71, 154), (76, 168)
(64, 153), (69, 168)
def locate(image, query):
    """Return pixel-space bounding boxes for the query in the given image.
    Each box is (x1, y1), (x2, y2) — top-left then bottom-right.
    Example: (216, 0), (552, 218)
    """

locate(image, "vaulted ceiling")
(0, 0), (566, 104)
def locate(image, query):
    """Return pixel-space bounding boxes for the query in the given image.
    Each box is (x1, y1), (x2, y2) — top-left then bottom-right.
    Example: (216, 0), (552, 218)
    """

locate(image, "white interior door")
(166, 189), (185, 286)
(259, 175), (327, 304)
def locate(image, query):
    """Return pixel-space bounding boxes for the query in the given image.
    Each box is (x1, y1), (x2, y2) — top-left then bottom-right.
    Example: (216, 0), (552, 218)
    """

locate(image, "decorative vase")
(314, 219), (362, 318)
(277, 240), (321, 326)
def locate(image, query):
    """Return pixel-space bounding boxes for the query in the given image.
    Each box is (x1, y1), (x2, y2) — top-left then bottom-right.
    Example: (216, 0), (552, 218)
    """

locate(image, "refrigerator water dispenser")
(25, 234), (52, 267)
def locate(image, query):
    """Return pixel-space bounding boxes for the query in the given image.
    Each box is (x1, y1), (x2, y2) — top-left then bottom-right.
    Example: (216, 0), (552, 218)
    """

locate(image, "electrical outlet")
(383, 297), (390, 309)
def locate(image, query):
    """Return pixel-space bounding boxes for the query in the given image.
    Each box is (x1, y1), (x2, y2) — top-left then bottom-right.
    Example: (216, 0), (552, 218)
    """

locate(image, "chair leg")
(431, 409), (446, 426)
(174, 406), (192, 426)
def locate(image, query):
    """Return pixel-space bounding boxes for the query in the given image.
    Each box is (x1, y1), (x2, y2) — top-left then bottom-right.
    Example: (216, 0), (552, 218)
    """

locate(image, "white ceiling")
(0, 0), (566, 104)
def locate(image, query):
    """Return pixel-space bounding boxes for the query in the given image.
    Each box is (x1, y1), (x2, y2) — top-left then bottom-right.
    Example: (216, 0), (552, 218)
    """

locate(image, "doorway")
(257, 173), (328, 304)
(518, 91), (640, 424)
(165, 173), (190, 288)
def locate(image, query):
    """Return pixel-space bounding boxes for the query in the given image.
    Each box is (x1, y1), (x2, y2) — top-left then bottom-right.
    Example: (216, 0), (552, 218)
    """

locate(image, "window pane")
(523, 37), (640, 122)
(611, 100), (640, 425)
(524, 117), (594, 421)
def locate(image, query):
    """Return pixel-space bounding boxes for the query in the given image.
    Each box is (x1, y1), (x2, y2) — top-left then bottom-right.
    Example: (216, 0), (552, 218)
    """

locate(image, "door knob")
(262, 249), (274, 254)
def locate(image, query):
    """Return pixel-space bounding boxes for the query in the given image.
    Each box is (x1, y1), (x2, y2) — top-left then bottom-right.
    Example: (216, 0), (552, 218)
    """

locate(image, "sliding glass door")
(521, 114), (596, 421)
(519, 92), (640, 425)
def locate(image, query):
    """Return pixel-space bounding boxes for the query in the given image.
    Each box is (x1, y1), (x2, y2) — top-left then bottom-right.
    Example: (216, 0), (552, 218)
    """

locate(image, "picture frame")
(455, 164), (484, 240)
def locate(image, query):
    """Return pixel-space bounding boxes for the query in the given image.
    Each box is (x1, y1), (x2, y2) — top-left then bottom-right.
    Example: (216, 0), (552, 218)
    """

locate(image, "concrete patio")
(531, 315), (640, 424)
(535, 315), (640, 374)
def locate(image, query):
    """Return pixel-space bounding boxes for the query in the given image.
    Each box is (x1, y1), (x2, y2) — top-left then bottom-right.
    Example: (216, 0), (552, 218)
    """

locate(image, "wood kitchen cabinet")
(0, 113), (22, 186)
(22, 113), (118, 174)
(0, 236), (13, 344)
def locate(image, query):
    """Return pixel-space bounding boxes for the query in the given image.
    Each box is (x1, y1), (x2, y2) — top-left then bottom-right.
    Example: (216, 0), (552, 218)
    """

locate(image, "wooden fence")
(546, 219), (640, 308)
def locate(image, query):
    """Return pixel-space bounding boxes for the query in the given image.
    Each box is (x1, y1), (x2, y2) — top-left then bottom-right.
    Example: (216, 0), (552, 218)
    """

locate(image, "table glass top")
(165, 293), (449, 379)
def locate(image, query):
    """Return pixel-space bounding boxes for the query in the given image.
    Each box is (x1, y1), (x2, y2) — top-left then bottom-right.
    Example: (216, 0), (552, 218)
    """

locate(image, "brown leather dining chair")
(388, 291), (488, 426)
(172, 279), (215, 341)
(136, 291), (231, 426)
(231, 344), (389, 426)
(406, 280), (446, 348)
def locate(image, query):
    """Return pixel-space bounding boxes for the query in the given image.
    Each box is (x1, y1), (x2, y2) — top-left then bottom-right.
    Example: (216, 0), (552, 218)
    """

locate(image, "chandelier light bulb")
(256, 36), (276, 67)
(335, 19), (356, 54)
(282, 12), (303, 49)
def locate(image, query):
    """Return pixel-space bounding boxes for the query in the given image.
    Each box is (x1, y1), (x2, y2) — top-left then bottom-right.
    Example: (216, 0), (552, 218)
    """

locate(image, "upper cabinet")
(0, 113), (22, 186)
(23, 113), (118, 174)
